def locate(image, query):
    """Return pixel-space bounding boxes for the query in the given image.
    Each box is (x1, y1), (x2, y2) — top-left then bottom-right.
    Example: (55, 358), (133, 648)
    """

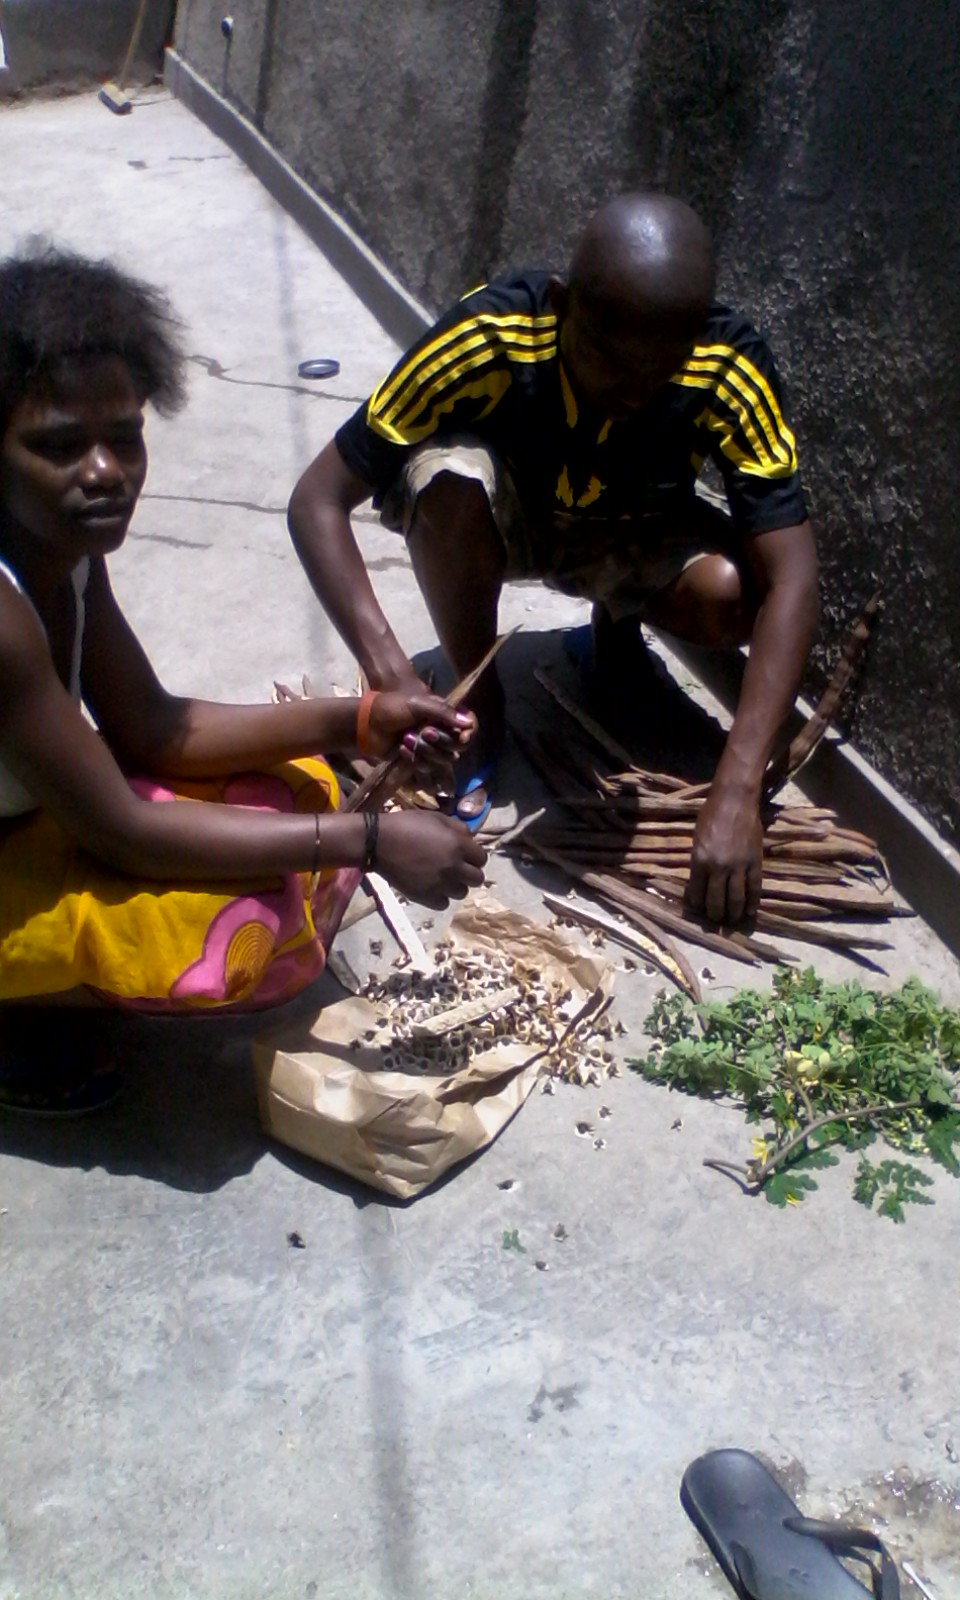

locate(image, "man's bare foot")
(449, 670), (505, 824)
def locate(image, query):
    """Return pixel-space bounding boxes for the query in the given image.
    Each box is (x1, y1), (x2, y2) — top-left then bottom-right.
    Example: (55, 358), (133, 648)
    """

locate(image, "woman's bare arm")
(0, 579), (485, 904)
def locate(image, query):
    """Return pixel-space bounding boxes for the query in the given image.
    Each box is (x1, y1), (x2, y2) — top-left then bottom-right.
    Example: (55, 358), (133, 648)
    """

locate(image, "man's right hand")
(375, 811), (487, 908)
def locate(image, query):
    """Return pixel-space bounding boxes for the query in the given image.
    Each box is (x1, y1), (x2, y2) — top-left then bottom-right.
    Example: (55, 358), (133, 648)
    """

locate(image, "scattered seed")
(497, 1178), (517, 1191)
(598, 1105), (612, 1119)
(361, 945), (620, 1086)
(553, 1223), (568, 1242)
(593, 1137), (607, 1150)
(671, 1117), (684, 1131)
(575, 1121), (593, 1137)
(700, 966), (715, 980)
(534, 1259), (549, 1272)
(369, 939), (383, 956)
(287, 1231), (306, 1249)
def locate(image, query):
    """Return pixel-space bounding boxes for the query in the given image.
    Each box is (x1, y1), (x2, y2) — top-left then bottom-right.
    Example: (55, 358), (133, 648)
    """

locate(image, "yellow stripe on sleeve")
(680, 357), (792, 466)
(675, 343), (797, 470)
(693, 406), (796, 479)
(677, 370), (784, 470)
(368, 368), (512, 446)
(387, 323), (554, 433)
(368, 311), (555, 430)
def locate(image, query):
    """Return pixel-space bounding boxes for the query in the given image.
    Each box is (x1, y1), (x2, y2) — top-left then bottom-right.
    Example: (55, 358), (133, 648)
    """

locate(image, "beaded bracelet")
(362, 810), (379, 873)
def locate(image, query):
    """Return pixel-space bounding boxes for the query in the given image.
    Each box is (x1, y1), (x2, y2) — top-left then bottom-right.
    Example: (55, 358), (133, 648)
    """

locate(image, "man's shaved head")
(568, 193), (715, 329)
(551, 194), (715, 417)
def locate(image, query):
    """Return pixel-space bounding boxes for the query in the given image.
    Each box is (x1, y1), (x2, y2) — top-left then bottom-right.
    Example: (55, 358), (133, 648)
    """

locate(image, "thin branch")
(706, 1098), (923, 1192)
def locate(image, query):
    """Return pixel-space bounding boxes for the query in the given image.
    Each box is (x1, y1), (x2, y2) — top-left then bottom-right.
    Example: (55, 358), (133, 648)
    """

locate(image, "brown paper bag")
(253, 893), (611, 1198)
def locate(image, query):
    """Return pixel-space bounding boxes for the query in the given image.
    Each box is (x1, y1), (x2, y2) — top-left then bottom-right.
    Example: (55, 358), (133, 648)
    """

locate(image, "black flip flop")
(681, 1449), (900, 1600)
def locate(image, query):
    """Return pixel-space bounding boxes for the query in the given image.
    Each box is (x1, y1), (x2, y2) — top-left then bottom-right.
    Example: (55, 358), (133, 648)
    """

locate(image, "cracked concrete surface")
(0, 91), (959, 1600)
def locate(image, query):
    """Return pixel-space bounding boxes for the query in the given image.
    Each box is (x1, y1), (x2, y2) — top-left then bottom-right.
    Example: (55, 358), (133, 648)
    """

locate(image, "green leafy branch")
(630, 969), (960, 1220)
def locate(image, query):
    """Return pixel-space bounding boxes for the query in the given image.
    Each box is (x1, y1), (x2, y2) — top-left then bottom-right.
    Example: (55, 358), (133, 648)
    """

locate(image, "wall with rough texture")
(1, 0), (173, 95)
(173, 0), (960, 846)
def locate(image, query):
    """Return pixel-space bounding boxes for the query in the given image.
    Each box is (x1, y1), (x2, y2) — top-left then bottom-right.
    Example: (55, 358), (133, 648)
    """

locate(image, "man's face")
(1, 355), (147, 562)
(556, 288), (699, 420)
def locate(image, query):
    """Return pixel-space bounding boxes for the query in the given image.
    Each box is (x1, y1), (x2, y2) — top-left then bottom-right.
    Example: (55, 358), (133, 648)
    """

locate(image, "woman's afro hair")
(0, 242), (187, 436)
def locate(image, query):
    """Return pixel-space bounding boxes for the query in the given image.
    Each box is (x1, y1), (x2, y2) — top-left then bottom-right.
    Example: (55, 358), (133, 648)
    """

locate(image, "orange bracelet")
(356, 689), (379, 756)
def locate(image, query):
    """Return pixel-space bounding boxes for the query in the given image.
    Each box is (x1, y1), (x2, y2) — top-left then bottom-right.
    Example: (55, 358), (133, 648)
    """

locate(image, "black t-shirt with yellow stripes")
(335, 271), (807, 534)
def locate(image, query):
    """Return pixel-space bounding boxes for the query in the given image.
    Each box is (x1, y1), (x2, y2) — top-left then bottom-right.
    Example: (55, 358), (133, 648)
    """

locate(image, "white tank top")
(0, 556), (89, 817)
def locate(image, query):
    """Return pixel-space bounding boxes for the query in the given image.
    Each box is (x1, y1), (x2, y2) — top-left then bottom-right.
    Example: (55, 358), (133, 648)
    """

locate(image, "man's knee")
(408, 471), (506, 589)
(692, 556), (756, 646)
(412, 470), (492, 532)
(652, 554), (756, 647)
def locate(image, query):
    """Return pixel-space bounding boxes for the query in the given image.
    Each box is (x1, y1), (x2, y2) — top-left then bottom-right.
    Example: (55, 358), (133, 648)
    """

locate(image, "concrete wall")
(173, 0), (960, 848)
(1, 0), (173, 95)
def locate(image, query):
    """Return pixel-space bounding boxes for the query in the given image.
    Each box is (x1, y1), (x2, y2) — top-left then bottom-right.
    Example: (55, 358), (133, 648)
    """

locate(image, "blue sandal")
(454, 764), (495, 833)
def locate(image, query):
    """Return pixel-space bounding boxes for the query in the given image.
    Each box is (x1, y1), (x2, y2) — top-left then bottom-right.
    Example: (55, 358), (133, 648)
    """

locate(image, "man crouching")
(288, 193), (818, 926)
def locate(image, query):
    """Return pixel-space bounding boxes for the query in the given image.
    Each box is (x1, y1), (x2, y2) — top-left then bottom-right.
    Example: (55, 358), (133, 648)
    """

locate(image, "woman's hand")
(365, 690), (476, 789)
(365, 690), (476, 756)
(375, 811), (487, 909)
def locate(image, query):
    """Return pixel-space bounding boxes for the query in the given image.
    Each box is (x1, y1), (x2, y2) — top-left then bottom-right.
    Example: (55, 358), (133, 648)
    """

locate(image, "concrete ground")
(1, 91), (959, 1600)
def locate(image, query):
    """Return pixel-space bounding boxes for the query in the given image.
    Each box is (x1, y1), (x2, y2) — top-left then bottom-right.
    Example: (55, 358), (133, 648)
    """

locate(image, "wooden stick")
(527, 842), (768, 965)
(765, 591), (880, 796)
(543, 893), (702, 1002)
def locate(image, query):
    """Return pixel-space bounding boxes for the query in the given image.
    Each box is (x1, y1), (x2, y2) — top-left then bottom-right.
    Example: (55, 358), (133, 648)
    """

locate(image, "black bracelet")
(362, 810), (379, 873)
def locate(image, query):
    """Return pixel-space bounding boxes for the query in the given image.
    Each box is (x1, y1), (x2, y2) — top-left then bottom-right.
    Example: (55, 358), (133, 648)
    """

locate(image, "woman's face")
(0, 355), (147, 562)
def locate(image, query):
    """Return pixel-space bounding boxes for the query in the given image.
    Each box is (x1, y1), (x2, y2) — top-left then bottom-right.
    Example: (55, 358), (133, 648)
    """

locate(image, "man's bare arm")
(687, 519), (819, 924)
(287, 440), (419, 692)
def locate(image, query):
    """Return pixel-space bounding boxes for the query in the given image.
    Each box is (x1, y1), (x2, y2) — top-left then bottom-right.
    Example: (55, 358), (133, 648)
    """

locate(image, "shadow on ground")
(0, 971), (367, 1196)
(413, 619), (731, 785)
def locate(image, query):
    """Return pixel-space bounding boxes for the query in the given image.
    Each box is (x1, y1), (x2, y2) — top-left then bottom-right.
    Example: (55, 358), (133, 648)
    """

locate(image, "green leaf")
(793, 1147), (840, 1171)
(640, 974), (960, 1220)
(923, 1079), (954, 1109)
(764, 1170), (820, 1207)
(924, 1114), (960, 1175)
(878, 1192), (906, 1223)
